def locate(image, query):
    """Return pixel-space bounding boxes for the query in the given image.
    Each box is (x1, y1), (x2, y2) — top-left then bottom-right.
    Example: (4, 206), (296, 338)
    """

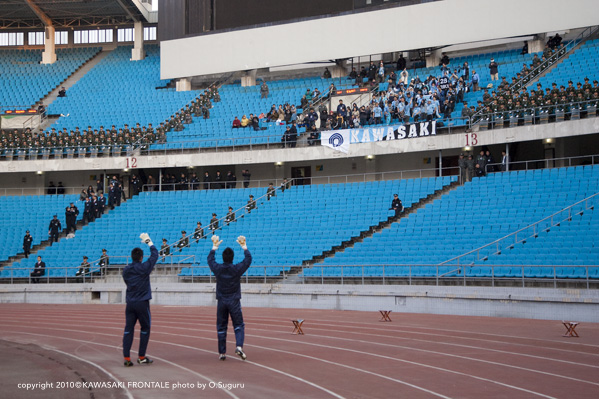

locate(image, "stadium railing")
(440, 192), (599, 269)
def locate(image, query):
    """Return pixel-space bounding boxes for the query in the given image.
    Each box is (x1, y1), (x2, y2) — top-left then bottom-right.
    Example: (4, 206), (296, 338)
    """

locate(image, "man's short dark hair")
(222, 247), (234, 264)
(131, 247), (143, 263)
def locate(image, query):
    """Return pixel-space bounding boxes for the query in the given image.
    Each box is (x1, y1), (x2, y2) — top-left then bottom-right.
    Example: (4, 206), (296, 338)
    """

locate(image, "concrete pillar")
(131, 21), (145, 61)
(176, 78), (191, 92)
(41, 26), (57, 64)
(529, 39), (545, 54)
(330, 65), (347, 79)
(241, 70), (257, 87)
(426, 49), (441, 69)
(67, 29), (74, 47)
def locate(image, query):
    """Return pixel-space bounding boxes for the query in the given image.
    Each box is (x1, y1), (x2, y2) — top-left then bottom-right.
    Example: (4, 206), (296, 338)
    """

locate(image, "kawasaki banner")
(349, 121), (437, 143)
(321, 121), (437, 153)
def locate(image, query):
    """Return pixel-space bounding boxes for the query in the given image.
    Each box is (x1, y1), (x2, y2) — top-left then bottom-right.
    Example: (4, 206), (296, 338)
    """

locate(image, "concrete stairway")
(41, 49), (113, 112)
(283, 180), (462, 280)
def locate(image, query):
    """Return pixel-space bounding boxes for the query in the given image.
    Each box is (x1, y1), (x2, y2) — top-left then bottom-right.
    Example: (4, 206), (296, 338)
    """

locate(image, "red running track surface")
(0, 303), (598, 399)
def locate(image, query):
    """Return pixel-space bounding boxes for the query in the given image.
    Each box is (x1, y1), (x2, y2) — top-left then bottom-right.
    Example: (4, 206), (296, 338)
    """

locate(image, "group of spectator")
(46, 181), (66, 194)
(0, 122), (163, 154)
(467, 77), (599, 126)
(156, 170), (250, 191)
(160, 182), (284, 257)
(1, 84), (221, 155)
(458, 149), (509, 182)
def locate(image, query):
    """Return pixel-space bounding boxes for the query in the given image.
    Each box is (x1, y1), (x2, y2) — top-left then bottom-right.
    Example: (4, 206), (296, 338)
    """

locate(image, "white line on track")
(2, 331), (240, 399)
(4, 315), (596, 397)
(10, 313), (596, 372)
(243, 323), (599, 370)
(44, 347), (135, 399)
(12, 307), (598, 354)
(0, 320), (560, 399)
(0, 328), (345, 399)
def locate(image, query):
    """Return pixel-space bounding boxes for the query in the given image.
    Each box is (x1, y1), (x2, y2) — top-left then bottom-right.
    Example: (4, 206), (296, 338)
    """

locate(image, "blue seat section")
(479, 169), (599, 278)
(48, 45), (201, 132)
(0, 194), (80, 262)
(0, 175), (453, 280)
(179, 176), (454, 277)
(312, 166), (599, 279)
(3, 187), (265, 279)
(0, 47), (100, 109)
(163, 76), (356, 147)
(536, 38), (599, 91)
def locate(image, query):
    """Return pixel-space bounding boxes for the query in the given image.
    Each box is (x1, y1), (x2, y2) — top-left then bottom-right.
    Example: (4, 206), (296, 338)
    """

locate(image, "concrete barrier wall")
(1, 283), (598, 322)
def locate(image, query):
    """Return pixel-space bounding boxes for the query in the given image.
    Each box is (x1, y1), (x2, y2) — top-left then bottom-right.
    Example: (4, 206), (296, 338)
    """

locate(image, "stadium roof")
(0, 0), (148, 30)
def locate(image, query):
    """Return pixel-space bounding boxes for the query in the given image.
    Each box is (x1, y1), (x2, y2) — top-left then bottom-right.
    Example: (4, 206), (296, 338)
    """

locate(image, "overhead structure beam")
(24, 0), (53, 27)
(115, 0), (139, 23)
(161, 0), (599, 80)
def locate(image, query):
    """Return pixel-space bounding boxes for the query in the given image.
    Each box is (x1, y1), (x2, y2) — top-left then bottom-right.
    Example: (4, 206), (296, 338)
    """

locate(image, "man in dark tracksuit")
(122, 233), (159, 367)
(48, 215), (61, 242)
(208, 235), (252, 361)
(390, 194), (403, 217)
(65, 203), (79, 233)
(23, 230), (33, 258)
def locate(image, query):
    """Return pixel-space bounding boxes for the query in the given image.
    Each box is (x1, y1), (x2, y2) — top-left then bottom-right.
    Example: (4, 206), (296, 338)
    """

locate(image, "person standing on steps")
(48, 215), (61, 243)
(23, 230), (33, 258)
(390, 194), (404, 217)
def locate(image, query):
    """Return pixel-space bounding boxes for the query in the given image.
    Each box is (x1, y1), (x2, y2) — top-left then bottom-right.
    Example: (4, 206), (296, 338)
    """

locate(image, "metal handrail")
(161, 178), (294, 255)
(486, 153), (599, 173)
(0, 186), (97, 196)
(2, 97), (597, 160)
(3, 263), (597, 288)
(508, 25), (599, 94)
(440, 192), (599, 266)
(472, 97), (598, 126)
(468, 25), (599, 123)
(127, 72), (235, 156)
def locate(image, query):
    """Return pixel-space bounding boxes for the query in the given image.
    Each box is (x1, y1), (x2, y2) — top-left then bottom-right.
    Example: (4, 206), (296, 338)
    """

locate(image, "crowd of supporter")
(0, 85), (220, 154)
(476, 78), (598, 125)
(0, 123), (162, 153)
(2, 39), (597, 156)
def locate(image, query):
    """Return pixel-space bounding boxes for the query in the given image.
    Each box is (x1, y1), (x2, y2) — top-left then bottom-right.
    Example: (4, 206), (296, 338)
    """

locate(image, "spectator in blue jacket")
(208, 235), (252, 361)
(122, 233), (158, 367)
(471, 70), (480, 92)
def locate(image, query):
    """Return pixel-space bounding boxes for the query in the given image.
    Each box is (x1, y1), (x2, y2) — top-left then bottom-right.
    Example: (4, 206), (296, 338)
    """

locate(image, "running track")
(0, 304), (598, 399)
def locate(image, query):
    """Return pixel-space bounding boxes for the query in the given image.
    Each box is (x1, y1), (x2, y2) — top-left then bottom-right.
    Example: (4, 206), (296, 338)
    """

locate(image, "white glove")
(237, 236), (247, 250)
(139, 233), (153, 247)
(211, 235), (223, 250)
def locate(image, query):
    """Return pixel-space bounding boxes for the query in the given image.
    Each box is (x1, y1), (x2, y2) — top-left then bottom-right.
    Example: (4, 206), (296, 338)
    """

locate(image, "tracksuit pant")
(216, 298), (245, 354)
(123, 300), (151, 358)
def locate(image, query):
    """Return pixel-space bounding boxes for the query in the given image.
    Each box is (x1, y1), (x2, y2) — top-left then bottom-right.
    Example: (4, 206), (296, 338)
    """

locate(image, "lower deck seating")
(308, 165), (599, 279)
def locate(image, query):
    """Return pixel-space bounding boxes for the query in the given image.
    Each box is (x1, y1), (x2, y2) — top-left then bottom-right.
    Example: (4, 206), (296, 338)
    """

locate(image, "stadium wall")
(1, 118), (598, 175)
(161, 0), (599, 79)
(1, 283), (598, 322)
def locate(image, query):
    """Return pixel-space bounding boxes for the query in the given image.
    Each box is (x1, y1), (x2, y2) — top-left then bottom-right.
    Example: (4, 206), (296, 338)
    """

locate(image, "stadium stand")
(309, 165), (599, 279)
(47, 45), (201, 134)
(0, 47), (100, 110)
(0, 175), (454, 280)
(160, 76), (356, 149)
(178, 176), (455, 277)
(0, 193), (79, 264)
(536, 39), (599, 91)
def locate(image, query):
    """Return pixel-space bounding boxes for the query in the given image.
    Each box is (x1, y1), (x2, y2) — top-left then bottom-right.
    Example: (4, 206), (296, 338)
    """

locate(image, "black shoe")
(219, 354), (226, 361)
(235, 347), (246, 360)
(124, 360), (133, 367)
(137, 357), (153, 365)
